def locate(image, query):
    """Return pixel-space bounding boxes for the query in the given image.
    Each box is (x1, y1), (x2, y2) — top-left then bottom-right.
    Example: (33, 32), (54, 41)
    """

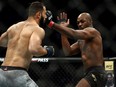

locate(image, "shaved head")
(78, 12), (92, 23)
(77, 12), (93, 29)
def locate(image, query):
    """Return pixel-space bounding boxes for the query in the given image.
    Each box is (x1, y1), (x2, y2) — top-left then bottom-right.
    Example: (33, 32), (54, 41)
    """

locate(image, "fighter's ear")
(36, 11), (41, 18)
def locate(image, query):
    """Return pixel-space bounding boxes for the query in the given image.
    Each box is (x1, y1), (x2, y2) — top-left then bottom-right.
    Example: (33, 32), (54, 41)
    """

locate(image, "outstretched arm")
(46, 11), (96, 40)
(52, 23), (96, 40)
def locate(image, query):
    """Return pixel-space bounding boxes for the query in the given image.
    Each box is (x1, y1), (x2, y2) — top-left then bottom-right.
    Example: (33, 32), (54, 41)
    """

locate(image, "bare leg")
(75, 78), (91, 87)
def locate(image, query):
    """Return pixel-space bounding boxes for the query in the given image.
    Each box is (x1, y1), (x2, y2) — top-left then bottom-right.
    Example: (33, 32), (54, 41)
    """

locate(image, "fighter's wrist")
(48, 21), (54, 28)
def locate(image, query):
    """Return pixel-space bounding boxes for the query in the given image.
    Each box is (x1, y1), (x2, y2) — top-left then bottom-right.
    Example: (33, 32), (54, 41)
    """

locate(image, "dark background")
(0, 0), (116, 57)
(0, 0), (115, 87)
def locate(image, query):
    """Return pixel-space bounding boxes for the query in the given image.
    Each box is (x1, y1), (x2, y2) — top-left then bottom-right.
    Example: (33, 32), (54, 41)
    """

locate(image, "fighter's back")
(2, 21), (40, 69)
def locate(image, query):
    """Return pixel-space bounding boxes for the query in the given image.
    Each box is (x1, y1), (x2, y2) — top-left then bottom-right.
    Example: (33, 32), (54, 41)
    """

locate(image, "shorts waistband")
(0, 66), (27, 71)
(85, 66), (104, 73)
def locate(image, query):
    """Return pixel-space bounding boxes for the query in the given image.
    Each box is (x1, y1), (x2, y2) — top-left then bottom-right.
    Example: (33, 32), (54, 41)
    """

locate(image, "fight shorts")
(84, 66), (107, 87)
(0, 66), (39, 87)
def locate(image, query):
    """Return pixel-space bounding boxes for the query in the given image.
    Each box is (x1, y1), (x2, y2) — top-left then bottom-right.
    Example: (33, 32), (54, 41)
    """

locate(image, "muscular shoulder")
(33, 26), (45, 34)
(7, 21), (25, 31)
(81, 27), (101, 41)
(32, 26), (45, 40)
(84, 27), (101, 36)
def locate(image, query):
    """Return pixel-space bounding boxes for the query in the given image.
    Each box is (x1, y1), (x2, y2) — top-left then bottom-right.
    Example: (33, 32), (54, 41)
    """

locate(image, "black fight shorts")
(84, 66), (107, 87)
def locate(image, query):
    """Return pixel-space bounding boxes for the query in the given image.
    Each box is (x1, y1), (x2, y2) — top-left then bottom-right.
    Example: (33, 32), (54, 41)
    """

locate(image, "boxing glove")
(46, 10), (54, 28)
(44, 46), (54, 57)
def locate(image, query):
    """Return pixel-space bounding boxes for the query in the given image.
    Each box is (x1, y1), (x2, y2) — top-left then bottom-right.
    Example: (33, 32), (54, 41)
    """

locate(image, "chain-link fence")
(0, 57), (115, 87)
(27, 58), (115, 87)
(28, 58), (83, 87)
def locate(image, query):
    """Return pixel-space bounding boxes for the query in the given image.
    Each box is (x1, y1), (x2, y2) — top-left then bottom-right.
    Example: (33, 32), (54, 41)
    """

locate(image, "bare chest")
(78, 40), (90, 51)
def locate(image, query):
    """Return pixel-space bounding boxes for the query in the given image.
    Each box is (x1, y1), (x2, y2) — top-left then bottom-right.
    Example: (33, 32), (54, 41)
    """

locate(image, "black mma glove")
(44, 46), (54, 57)
(57, 12), (69, 27)
(46, 10), (54, 28)
(57, 15), (67, 24)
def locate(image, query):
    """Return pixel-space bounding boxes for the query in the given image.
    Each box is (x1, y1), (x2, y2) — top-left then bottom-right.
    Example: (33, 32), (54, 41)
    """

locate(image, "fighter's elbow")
(29, 47), (38, 56)
(64, 51), (72, 56)
(29, 46), (47, 57)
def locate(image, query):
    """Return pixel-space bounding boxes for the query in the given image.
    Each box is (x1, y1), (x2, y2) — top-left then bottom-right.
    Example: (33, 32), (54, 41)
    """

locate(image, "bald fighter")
(0, 1), (54, 87)
(46, 11), (107, 87)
